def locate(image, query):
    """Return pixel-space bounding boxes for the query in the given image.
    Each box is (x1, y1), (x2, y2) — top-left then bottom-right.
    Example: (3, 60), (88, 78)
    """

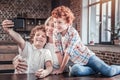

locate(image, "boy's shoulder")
(68, 26), (78, 35)
(41, 48), (51, 53)
(25, 41), (33, 48)
(69, 26), (77, 32)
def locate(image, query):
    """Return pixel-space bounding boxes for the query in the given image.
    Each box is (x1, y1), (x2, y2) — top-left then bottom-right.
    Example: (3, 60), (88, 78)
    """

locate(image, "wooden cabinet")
(13, 18), (46, 32)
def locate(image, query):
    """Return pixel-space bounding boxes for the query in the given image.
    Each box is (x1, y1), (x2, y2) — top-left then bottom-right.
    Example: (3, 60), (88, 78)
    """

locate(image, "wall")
(0, 0), (52, 42)
(95, 51), (120, 65)
(70, 0), (82, 35)
(88, 45), (120, 65)
(0, 0), (82, 43)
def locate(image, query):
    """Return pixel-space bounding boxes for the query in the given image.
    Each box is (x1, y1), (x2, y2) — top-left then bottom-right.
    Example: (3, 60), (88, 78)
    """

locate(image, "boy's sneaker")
(69, 66), (72, 76)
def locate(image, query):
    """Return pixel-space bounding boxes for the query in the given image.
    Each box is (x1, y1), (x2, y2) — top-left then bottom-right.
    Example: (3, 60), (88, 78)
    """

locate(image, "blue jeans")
(71, 55), (120, 77)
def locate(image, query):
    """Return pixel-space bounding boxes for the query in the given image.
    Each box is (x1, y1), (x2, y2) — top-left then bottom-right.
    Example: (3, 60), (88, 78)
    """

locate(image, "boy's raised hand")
(2, 19), (25, 51)
(1, 20), (14, 32)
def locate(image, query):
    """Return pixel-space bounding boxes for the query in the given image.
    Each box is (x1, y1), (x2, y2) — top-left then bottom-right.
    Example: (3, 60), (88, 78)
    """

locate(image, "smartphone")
(12, 18), (25, 29)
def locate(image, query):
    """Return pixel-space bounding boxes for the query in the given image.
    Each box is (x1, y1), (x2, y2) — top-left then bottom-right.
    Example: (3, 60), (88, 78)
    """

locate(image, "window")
(88, 0), (115, 45)
(89, 0), (100, 4)
(89, 4), (100, 44)
(115, 0), (120, 39)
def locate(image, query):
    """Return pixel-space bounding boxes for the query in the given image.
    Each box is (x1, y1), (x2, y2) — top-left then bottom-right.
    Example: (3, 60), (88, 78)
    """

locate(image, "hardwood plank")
(0, 64), (14, 70)
(0, 45), (18, 54)
(0, 69), (14, 73)
(0, 54), (17, 61)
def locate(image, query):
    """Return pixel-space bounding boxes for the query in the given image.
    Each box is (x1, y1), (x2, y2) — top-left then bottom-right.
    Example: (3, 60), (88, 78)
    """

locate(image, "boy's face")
(33, 30), (47, 48)
(53, 18), (69, 33)
(45, 22), (54, 37)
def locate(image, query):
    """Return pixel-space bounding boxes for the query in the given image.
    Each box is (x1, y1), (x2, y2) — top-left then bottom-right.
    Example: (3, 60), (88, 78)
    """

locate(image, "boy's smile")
(54, 18), (69, 36)
(33, 30), (47, 49)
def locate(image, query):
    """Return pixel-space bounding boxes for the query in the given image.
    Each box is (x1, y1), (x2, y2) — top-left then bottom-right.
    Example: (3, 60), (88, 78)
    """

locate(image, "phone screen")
(12, 18), (24, 29)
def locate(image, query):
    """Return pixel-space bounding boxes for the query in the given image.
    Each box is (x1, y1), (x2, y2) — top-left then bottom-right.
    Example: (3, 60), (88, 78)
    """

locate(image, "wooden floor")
(56, 73), (120, 80)
(0, 72), (120, 80)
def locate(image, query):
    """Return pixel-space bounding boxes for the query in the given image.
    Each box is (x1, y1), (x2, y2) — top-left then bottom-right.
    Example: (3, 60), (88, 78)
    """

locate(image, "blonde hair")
(29, 25), (46, 43)
(45, 16), (54, 26)
(51, 6), (75, 24)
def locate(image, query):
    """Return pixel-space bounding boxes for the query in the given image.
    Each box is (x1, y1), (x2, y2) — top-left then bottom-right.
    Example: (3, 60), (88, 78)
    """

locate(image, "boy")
(2, 20), (53, 78)
(51, 6), (120, 77)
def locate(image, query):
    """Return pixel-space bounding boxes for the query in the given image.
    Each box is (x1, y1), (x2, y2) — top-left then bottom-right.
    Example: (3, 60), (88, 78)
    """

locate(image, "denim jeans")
(71, 55), (120, 77)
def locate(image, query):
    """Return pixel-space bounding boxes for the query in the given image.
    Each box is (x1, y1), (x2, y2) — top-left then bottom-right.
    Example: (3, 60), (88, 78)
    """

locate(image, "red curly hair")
(51, 6), (75, 24)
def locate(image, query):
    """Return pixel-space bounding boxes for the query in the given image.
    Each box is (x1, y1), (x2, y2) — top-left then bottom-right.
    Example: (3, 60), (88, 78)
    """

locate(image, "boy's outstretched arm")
(2, 20), (25, 50)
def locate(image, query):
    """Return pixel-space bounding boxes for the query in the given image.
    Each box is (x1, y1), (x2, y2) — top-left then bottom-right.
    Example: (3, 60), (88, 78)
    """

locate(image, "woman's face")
(45, 22), (54, 38)
(33, 30), (47, 48)
(53, 18), (69, 33)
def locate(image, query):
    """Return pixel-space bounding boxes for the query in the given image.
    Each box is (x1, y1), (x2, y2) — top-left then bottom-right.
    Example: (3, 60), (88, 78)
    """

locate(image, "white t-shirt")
(18, 41), (53, 73)
(45, 43), (59, 69)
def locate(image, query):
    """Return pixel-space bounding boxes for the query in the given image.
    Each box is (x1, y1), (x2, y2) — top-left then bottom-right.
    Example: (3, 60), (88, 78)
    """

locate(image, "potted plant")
(113, 28), (120, 45)
(106, 26), (120, 45)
